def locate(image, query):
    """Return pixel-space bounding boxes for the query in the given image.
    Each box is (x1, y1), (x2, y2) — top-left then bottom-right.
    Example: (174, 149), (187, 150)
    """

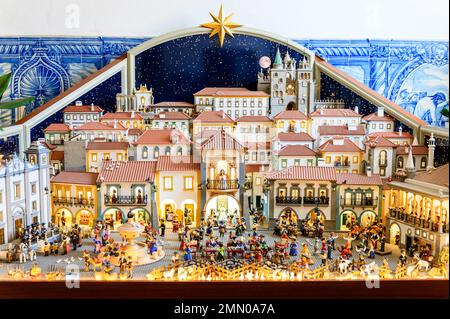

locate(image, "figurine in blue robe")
(184, 246), (192, 261)
(289, 240), (298, 257)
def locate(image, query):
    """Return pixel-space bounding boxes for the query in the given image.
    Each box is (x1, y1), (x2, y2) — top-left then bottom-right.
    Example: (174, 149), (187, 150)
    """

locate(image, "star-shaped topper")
(200, 4), (242, 47)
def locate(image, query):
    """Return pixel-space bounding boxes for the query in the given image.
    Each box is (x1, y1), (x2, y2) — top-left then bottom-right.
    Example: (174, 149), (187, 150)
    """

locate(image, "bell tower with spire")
(427, 133), (436, 171)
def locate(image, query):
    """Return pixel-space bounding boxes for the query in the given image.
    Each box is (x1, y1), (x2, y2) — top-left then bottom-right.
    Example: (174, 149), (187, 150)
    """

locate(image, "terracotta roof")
(44, 123), (71, 133)
(100, 112), (143, 120)
(127, 128), (143, 136)
(194, 87), (269, 97)
(365, 135), (398, 148)
(362, 112), (395, 122)
(98, 161), (156, 183)
(201, 129), (245, 151)
(63, 105), (103, 113)
(74, 122), (125, 131)
(266, 166), (336, 181)
(315, 57), (428, 127)
(236, 116), (272, 123)
(246, 164), (269, 174)
(50, 151), (64, 161)
(277, 145), (317, 157)
(51, 171), (98, 185)
(336, 173), (383, 185)
(318, 125), (365, 136)
(15, 54), (126, 125)
(153, 101), (194, 108)
(413, 164), (449, 188)
(134, 129), (190, 145)
(277, 132), (314, 142)
(396, 145), (428, 155)
(193, 111), (235, 123)
(86, 142), (129, 150)
(156, 156), (200, 171)
(368, 131), (413, 139)
(318, 137), (363, 153)
(274, 110), (308, 120)
(310, 108), (361, 117)
(153, 112), (191, 120)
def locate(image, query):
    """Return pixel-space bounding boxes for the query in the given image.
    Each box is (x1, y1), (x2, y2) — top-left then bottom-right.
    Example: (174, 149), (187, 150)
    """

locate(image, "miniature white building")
(363, 107), (395, 134)
(133, 129), (191, 161)
(116, 84), (155, 112)
(150, 112), (191, 135)
(0, 142), (51, 245)
(63, 101), (103, 129)
(310, 108), (362, 143)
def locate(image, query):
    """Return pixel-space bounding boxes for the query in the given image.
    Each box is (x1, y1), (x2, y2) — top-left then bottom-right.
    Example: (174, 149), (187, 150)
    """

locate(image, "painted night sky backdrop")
(1, 34), (448, 164)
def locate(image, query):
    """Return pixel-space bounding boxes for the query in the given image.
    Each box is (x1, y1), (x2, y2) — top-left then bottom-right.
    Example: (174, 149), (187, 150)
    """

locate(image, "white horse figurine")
(163, 268), (175, 280)
(360, 261), (377, 277)
(338, 257), (352, 274)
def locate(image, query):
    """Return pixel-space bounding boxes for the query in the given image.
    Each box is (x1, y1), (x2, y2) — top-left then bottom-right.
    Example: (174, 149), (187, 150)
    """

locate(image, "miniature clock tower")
(427, 133), (436, 171)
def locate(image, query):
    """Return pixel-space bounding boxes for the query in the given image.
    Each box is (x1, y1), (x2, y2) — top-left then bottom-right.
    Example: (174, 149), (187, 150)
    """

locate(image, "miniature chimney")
(131, 110), (135, 119)
(91, 103), (95, 112)
(171, 132), (179, 144)
(377, 106), (384, 117)
(367, 166), (372, 177)
(354, 106), (359, 114)
(398, 126), (403, 136)
(75, 100), (83, 106)
(114, 119), (118, 129)
(320, 109), (324, 115)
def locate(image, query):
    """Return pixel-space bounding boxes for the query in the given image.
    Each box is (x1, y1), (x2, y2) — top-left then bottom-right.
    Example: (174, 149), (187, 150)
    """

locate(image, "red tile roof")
(318, 125), (365, 136)
(396, 145), (428, 155)
(365, 135), (398, 148)
(201, 129), (245, 151)
(50, 151), (64, 161)
(413, 164), (449, 188)
(368, 131), (413, 139)
(63, 105), (103, 113)
(277, 132), (314, 142)
(193, 111), (235, 123)
(86, 142), (129, 150)
(193, 87), (269, 97)
(244, 141), (271, 150)
(44, 123), (71, 133)
(51, 171), (99, 185)
(336, 173), (383, 185)
(362, 112), (395, 122)
(127, 128), (143, 136)
(100, 112), (143, 120)
(266, 166), (337, 181)
(153, 101), (194, 108)
(98, 161), (156, 183)
(274, 110), (308, 120)
(153, 112), (191, 120)
(74, 122), (125, 131)
(134, 129), (190, 145)
(277, 145), (317, 157)
(310, 108), (361, 117)
(236, 115), (272, 123)
(156, 156), (200, 171)
(318, 138), (363, 153)
(246, 164), (269, 174)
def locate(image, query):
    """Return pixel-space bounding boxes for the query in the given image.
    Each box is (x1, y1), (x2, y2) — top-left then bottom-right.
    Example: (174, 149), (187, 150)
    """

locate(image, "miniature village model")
(0, 6), (448, 289)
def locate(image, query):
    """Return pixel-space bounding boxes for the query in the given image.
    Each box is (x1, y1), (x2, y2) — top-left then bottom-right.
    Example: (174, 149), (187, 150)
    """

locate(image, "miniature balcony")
(388, 208), (449, 234)
(334, 161), (350, 167)
(340, 196), (378, 208)
(275, 196), (302, 205)
(206, 179), (239, 191)
(104, 194), (148, 206)
(53, 197), (95, 208)
(302, 196), (330, 206)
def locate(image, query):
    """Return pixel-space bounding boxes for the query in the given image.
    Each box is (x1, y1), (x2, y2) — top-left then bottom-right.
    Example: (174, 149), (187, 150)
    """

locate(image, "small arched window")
(420, 157), (427, 169)
(165, 146), (171, 156)
(397, 157), (404, 168)
(177, 147), (183, 156)
(154, 146), (160, 158)
(142, 146), (148, 159)
(379, 150), (387, 166)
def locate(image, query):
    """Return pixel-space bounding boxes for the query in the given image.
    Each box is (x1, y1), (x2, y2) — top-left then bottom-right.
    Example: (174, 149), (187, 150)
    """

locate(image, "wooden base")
(0, 280), (448, 299)
(375, 250), (392, 256)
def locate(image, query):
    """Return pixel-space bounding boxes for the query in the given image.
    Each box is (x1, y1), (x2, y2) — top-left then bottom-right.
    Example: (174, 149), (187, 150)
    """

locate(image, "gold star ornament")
(201, 4), (242, 47)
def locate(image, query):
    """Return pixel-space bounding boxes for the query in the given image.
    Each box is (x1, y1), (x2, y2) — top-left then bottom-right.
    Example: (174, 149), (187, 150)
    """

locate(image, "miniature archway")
(102, 207), (126, 230)
(389, 223), (401, 245)
(54, 207), (73, 229)
(12, 207), (25, 239)
(181, 199), (198, 226)
(278, 207), (299, 225)
(306, 208), (325, 223)
(160, 199), (177, 222)
(360, 210), (377, 227)
(340, 210), (357, 231)
(75, 209), (95, 229)
(204, 195), (241, 226)
(128, 207), (152, 226)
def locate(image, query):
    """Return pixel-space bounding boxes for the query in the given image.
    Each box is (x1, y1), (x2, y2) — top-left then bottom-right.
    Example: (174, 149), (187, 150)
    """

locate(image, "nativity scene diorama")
(0, 5), (448, 286)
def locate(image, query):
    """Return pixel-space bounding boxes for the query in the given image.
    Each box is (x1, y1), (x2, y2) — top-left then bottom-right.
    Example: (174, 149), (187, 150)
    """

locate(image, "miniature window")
(255, 177), (262, 186)
(258, 110), (262, 115)
(372, 124), (376, 129)
(184, 177), (194, 190)
(325, 156), (331, 164)
(397, 157), (404, 168)
(165, 146), (171, 156)
(294, 159), (300, 166)
(66, 115), (70, 120)
(352, 169), (358, 173)
(80, 115), (84, 120)
(177, 147), (183, 156)
(117, 153), (123, 161)
(0, 191), (2, 204)
(32, 201), (37, 211)
(304, 187), (314, 199)
(420, 157), (427, 168)
(379, 151), (387, 166)
(91, 153), (98, 162)
(380, 167), (386, 176)
(93, 115), (97, 120)
(291, 188), (300, 199)
(163, 177), (173, 190)
(352, 156), (358, 164)
(259, 152), (266, 161)
(252, 152), (257, 161)
(14, 183), (21, 199)
(387, 124), (392, 129)
(281, 159), (288, 168)
(278, 188), (287, 197)
(31, 183), (37, 194)
(307, 159), (314, 166)
(153, 147), (159, 159)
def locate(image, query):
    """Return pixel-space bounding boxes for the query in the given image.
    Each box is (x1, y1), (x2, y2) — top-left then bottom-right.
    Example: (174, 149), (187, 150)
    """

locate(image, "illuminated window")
(184, 177), (194, 190)
(281, 159), (288, 168)
(142, 147), (148, 159)
(163, 177), (173, 190)
(420, 157), (427, 168)
(371, 124), (376, 129)
(352, 156), (358, 164)
(32, 201), (37, 211)
(294, 159), (300, 166)
(325, 156), (331, 164)
(117, 153), (123, 161)
(279, 121), (285, 128)
(103, 153), (110, 161)
(352, 169), (358, 173)
(91, 153), (98, 162)
(255, 177), (262, 186)
(154, 147), (160, 158)
(301, 121), (306, 128)
(14, 183), (21, 199)
(31, 183), (37, 194)
(387, 124), (392, 129)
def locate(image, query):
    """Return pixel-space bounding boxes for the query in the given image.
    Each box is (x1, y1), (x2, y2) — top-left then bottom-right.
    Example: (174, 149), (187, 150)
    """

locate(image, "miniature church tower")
(262, 48), (315, 116)
(116, 84), (154, 113)
(405, 145), (416, 178)
(427, 133), (436, 171)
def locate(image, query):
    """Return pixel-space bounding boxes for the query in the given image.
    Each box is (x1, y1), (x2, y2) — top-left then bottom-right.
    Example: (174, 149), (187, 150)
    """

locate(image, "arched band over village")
(0, 5), (448, 283)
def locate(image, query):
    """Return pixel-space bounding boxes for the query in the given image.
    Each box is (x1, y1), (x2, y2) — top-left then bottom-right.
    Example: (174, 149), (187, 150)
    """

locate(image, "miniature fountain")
(110, 211), (164, 266)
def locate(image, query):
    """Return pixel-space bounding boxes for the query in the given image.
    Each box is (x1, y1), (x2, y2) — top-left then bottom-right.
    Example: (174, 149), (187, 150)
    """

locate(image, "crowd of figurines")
(3, 209), (448, 281)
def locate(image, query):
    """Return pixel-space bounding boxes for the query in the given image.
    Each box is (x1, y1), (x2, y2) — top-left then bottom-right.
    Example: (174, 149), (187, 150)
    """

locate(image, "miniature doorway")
(103, 208), (124, 230)
(360, 211), (377, 227)
(55, 209), (73, 229)
(389, 223), (401, 245)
